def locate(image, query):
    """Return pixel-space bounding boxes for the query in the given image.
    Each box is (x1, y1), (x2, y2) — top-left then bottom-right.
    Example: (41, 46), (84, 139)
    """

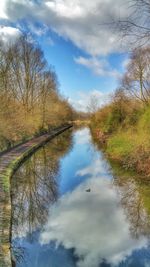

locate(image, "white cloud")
(0, 25), (21, 45)
(76, 158), (110, 178)
(40, 175), (147, 267)
(43, 0), (130, 56)
(0, 0), (131, 56)
(27, 23), (48, 37)
(74, 128), (91, 145)
(0, 1), (8, 19)
(69, 89), (110, 112)
(74, 56), (120, 77)
(46, 1), (84, 19)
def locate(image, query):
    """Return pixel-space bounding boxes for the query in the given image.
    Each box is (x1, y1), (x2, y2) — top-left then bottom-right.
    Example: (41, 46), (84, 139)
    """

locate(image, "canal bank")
(0, 124), (72, 267)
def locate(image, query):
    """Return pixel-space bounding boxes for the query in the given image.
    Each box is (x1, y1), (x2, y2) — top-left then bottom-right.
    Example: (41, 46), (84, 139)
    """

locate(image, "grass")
(91, 105), (150, 176)
(106, 132), (136, 159)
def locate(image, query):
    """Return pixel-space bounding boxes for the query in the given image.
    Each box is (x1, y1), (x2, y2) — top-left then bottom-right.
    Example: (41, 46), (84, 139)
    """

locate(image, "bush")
(106, 132), (136, 159)
(138, 106), (150, 133)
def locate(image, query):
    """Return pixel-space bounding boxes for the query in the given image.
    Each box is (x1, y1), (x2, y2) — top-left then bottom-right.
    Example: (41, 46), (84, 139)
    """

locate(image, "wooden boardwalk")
(0, 124), (72, 267)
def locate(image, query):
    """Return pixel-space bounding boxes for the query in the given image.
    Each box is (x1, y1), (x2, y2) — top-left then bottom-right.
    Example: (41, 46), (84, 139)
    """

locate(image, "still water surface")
(11, 127), (150, 267)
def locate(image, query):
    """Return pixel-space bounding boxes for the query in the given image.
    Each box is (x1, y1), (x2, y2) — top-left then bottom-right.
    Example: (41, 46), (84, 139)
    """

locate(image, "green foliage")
(103, 107), (125, 133)
(106, 132), (135, 158)
(90, 87), (150, 175)
(124, 107), (142, 126)
(138, 106), (150, 133)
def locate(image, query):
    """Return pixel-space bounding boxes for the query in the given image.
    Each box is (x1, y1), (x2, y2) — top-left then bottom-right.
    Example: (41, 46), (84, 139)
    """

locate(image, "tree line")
(90, 0), (150, 176)
(0, 35), (74, 151)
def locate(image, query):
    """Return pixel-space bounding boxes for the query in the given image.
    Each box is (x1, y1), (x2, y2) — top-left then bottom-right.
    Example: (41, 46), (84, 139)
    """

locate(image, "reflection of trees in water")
(114, 174), (150, 239)
(12, 147), (58, 237)
(90, 132), (150, 239)
(11, 129), (73, 263)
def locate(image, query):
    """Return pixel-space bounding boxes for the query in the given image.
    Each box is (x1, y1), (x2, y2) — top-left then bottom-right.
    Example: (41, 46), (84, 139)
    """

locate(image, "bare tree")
(122, 47), (150, 104)
(116, 0), (150, 47)
(39, 70), (58, 128)
(87, 95), (99, 114)
(7, 36), (48, 112)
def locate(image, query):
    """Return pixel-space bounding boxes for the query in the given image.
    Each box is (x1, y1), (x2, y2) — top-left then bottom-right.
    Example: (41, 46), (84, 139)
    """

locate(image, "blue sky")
(38, 30), (127, 107)
(0, 0), (130, 111)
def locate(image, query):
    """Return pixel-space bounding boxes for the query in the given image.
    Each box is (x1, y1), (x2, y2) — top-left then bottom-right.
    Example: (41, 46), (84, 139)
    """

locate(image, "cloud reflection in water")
(40, 175), (147, 267)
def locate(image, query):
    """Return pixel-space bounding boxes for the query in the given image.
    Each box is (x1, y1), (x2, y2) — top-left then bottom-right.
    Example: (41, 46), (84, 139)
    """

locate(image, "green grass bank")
(90, 100), (150, 177)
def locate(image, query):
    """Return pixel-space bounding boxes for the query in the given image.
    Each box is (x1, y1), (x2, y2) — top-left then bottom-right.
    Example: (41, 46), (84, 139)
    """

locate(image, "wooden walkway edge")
(0, 124), (72, 267)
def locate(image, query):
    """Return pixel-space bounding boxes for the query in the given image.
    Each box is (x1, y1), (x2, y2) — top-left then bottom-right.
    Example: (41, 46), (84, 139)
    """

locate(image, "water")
(11, 127), (150, 267)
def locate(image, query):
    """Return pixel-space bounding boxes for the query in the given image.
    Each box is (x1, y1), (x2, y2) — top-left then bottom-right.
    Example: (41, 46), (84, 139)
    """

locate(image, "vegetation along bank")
(90, 47), (150, 177)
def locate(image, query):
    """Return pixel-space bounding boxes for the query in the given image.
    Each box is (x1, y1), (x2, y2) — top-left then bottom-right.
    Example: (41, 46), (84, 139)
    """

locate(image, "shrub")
(106, 132), (136, 159)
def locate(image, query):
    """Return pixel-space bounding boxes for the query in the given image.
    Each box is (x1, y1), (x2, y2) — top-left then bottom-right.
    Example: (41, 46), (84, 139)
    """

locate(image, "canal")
(6, 127), (150, 266)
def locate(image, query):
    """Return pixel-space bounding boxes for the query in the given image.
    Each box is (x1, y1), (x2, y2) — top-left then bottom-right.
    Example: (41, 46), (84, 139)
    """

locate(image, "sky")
(0, 0), (131, 112)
